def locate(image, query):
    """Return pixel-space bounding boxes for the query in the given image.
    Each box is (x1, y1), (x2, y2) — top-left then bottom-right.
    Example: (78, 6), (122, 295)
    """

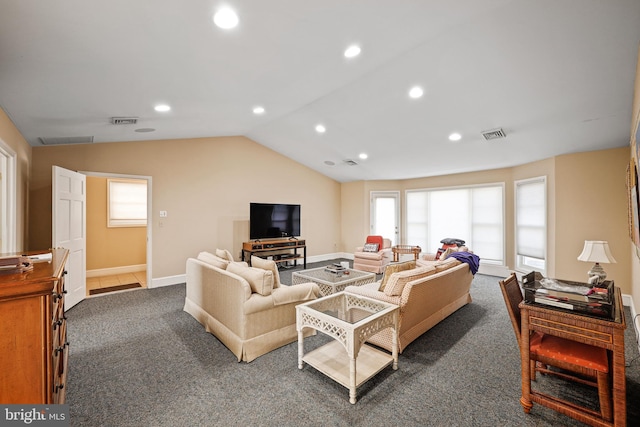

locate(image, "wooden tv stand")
(242, 238), (306, 269)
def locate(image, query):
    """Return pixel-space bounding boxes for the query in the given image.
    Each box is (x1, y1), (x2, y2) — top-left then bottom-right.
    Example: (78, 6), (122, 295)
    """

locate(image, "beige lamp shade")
(577, 240), (617, 264)
(577, 240), (616, 284)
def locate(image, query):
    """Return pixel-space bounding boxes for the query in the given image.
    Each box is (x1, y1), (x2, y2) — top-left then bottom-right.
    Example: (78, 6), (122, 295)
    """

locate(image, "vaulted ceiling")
(1, 0), (639, 182)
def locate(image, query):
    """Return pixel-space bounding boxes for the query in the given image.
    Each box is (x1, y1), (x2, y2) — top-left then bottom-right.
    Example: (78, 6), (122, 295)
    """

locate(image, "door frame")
(81, 171), (153, 288)
(0, 139), (17, 253)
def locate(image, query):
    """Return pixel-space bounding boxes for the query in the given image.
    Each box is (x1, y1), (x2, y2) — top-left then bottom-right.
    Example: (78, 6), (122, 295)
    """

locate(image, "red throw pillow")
(366, 235), (384, 249)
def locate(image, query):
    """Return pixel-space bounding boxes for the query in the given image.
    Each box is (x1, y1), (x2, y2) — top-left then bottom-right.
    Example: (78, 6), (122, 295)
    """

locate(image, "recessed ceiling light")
(448, 132), (462, 141)
(315, 124), (326, 133)
(324, 160), (335, 166)
(134, 128), (156, 133)
(409, 86), (424, 99)
(253, 106), (265, 115)
(358, 153), (368, 160)
(154, 104), (171, 112)
(344, 45), (361, 58)
(213, 8), (239, 29)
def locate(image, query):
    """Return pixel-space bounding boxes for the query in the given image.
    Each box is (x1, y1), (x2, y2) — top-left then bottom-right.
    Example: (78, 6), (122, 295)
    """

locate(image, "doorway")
(83, 171), (152, 296)
(0, 139), (16, 253)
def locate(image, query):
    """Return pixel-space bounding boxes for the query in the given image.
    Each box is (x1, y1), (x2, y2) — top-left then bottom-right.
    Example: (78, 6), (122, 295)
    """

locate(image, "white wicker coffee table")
(291, 267), (376, 296)
(296, 291), (399, 404)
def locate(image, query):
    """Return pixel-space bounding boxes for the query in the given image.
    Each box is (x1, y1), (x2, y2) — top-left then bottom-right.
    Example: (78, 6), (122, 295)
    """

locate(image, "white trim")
(87, 264), (146, 278)
(0, 139), (16, 253)
(151, 274), (185, 288)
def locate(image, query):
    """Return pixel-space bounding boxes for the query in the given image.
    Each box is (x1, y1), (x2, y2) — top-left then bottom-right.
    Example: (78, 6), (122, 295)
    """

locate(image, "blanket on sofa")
(448, 251), (480, 274)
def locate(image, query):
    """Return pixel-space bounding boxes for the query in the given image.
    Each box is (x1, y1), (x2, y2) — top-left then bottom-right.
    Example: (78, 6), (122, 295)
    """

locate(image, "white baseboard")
(87, 264), (146, 278)
(150, 274), (185, 289)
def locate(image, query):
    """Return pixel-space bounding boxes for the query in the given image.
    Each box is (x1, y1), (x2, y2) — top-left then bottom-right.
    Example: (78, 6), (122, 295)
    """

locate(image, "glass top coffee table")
(296, 292), (399, 404)
(291, 266), (376, 296)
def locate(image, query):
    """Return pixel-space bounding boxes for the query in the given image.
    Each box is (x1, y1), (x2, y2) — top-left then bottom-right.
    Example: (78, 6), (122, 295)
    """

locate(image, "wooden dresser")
(0, 248), (69, 404)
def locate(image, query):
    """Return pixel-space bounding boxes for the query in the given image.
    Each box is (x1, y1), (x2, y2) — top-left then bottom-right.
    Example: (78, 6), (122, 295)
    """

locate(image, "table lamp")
(577, 240), (616, 284)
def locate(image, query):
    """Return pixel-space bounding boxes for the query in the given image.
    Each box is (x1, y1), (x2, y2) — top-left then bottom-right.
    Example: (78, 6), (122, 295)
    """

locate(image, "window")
(108, 179), (147, 227)
(515, 177), (546, 273)
(406, 184), (504, 265)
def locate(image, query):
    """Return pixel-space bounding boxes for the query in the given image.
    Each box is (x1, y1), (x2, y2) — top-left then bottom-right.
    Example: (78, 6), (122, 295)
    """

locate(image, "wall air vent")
(111, 117), (138, 125)
(343, 159), (358, 166)
(38, 136), (94, 145)
(481, 128), (506, 140)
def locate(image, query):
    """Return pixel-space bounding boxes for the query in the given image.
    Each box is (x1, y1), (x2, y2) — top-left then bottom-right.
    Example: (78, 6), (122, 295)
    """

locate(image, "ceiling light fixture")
(154, 104), (171, 112)
(358, 153), (368, 160)
(134, 128), (156, 133)
(253, 106), (265, 115)
(213, 8), (239, 29)
(344, 45), (361, 58)
(409, 86), (424, 99)
(448, 132), (462, 141)
(315, 124), (326, 133)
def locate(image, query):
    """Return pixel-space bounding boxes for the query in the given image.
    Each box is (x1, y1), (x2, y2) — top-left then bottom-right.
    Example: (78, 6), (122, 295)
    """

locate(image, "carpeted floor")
(65, 260), (640, 426)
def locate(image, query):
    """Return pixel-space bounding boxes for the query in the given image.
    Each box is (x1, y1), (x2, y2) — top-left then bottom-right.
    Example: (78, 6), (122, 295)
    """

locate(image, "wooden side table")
(391, 245), (421, 262)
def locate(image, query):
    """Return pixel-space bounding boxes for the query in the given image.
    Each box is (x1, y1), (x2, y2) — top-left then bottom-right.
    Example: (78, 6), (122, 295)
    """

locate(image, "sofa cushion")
(383, 266), (435, 296)
(227, 262), (274, 296)
(250, 256), (281, 288)
(379, 260), (416, 291)
(197, 251), (229, 269)
(215, 248), (235, 262)
(434, 257), (461, 272)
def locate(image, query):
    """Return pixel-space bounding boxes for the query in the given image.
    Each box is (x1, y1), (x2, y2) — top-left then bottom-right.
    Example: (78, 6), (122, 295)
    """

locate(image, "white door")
(52, 166), (86, 310)
(370, 191), (400, 246)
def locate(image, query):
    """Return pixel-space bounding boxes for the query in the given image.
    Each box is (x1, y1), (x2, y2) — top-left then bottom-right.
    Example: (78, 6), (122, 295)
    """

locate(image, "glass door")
(370, 191), (399, 246)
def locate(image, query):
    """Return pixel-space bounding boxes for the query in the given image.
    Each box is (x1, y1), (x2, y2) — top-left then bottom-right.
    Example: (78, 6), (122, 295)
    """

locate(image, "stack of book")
(324, 263), (346, 276)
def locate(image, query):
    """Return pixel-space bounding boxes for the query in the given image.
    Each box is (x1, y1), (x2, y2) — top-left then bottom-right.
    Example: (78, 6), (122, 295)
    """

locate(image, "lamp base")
(587, 262), (607, 284)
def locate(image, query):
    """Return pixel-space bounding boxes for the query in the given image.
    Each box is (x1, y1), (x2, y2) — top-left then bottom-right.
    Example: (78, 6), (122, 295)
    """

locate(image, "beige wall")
(0, 108), (31, 251)
(554, 148), (630, 289)
(86, 176), (146, 270)
(29, 136), (342, 279)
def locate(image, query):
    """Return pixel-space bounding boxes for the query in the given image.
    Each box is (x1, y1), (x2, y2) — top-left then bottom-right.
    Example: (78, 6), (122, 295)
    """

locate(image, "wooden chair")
(498, 273), (612, 422)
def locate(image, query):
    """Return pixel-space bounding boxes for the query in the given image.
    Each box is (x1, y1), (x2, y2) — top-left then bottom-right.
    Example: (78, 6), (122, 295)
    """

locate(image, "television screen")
(250, 203), (301, 240)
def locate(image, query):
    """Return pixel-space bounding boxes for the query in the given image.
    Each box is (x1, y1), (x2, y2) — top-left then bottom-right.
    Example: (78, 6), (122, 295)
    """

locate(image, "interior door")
(52, 166), (86, 310)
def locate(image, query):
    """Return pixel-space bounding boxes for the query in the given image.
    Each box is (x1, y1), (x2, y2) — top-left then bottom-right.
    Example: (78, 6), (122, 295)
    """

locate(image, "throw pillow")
(215, 248), (235, 262)
(379, 260), (416, 291)
(363, 243), (380, 253)
(250, 256), (281, 288)
(439, 247), (456, 261)
(227, 262), (274, 296)
(383, 266), (435, 296)
(197, 251), (229, 269)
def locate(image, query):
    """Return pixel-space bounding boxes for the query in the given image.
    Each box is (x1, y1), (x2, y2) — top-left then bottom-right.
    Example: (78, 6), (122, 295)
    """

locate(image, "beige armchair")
(353, 235), (392, 274)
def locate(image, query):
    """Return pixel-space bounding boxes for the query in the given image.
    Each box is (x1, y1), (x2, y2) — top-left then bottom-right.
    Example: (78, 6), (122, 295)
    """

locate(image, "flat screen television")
(250, 203), (301, 240)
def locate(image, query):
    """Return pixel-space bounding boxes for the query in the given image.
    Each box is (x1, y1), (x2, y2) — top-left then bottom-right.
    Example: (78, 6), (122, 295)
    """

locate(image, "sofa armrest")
(272, 283), (319, 306)
(344, 282), (401, 306)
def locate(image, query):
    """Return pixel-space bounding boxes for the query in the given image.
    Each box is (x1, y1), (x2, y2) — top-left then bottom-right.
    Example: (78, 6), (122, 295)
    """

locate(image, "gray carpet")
(66, 260), (640, 426)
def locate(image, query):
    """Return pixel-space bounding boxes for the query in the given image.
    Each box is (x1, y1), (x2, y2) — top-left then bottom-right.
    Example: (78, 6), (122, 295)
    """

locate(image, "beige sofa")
(345, 257), (473, 353)
(183, 252), (319, 362)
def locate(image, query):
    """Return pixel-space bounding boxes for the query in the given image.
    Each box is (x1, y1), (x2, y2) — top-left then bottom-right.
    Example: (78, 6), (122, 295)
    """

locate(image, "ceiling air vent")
(343, 159), (358, 166)
(481, 128), (506, 140)
(38, 136), (94, 145)
(111, 117), (138, 125)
